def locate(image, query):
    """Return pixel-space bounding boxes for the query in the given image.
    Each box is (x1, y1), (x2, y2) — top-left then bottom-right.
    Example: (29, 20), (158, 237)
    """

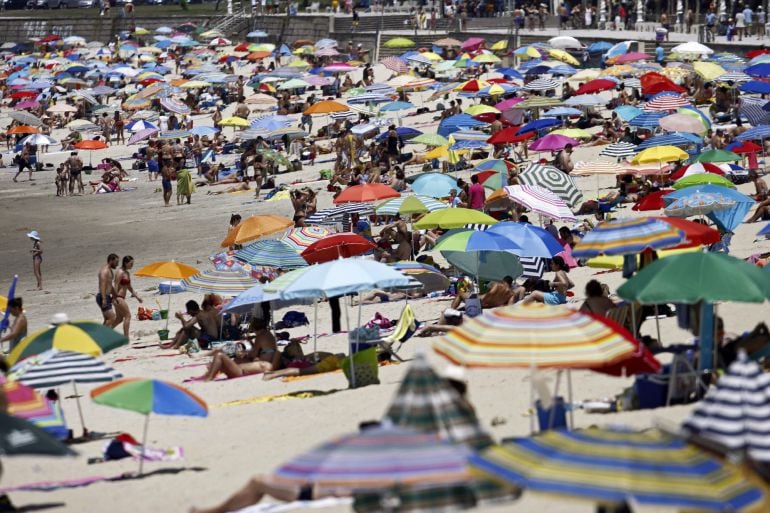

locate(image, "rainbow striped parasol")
(571, 217), (685, 258)
(278, 226), (332, 252)
(433, 303), (636, 368)
(182, 269), (259, 296)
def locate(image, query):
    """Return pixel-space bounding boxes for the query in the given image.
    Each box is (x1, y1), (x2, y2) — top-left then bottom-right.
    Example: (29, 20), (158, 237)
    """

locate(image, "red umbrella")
(487, 126), (528, 144)
(10, 91), (37, 99)
(669, 162), (725, 180)
(301, 233), (376, 264)
(631, 189), (675, 211)
(38, 34), (61, 43)
(640, 72), (687, 96)
(333, 184), (400, 204)
(651, 216), (721, 248)
(730, 141), (762, 154)
(746, 49), (770, 58)
(575, 79), (618, 95)
(587, 313), (661, 377)
(456, 79), (487, 92)
(74, 140), (108, 150)
(234, 42), (250, 52)
(611, 52), (651, 64)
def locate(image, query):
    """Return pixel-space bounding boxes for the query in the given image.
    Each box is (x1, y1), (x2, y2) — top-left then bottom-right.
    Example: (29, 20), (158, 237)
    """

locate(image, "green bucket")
(158, 329), (169, 341)
(160, 309), (169, 320)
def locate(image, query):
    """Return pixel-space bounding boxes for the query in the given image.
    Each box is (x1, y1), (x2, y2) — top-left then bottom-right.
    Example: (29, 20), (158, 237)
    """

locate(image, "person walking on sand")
(161, 162), (173, 207)
(113, 256), (142, 339)
(27, 231), (42, 290)
(12, 144), (33, 182)
(97, 253), (119, 326)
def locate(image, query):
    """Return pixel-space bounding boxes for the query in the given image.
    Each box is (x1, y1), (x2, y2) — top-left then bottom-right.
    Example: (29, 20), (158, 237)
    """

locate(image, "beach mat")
(214, 389), (343, 408)
(233, 497), (353, 513)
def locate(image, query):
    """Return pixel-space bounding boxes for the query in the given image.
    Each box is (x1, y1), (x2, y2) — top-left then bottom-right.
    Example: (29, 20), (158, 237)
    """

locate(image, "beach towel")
(214, 389), (343, 408)
(233, 497), (353, 513)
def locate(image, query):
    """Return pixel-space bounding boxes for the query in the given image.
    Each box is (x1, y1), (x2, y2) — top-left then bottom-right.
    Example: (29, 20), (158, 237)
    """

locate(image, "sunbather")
(203, 318), (279, 381)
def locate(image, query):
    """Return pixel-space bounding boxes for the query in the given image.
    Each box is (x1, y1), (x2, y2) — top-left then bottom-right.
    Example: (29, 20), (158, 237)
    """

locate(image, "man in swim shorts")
(97, 253), (119, 326)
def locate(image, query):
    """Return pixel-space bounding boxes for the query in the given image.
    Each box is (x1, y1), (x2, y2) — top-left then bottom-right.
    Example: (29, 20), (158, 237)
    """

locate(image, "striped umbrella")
(519, 256), (547, 278)
(517, 163), (583, 209)
(433, 303), (637, 368)
(234, 240), (308, 268)
(278, 226), (333, 252)
(348, 93), (392, 105)
(664, 192), (736, 217)
(636, 133), (697, 149)
(157, 129), (192, 140)
(503, 185), (577, 221)
(182, 269), (259, 296)
(511, 97), (563, 109)
(470, 427), (764, 512)
(159, 97), (191, 115)
(272, 425), (471, 491)
(330, 110), (358, 121)
(8, 321), (127, 367)
(736, 123), (770, 141)
(644, 94), (691, 111)
(9, 349), (121, 389)
(599, 141), (638, 159)
(128, 128), (158, 145)
(572, 160), (624, 175)
(572, 217), (685, 258)
(522, 78), (560, 91)
(629, 111), (667, 128)
(716, 71), (752, 83)
(375, 195), (448, 216)
(306, 203), (374, 225)
(684, 353), (770, 462)
(739, 98), (770, 127)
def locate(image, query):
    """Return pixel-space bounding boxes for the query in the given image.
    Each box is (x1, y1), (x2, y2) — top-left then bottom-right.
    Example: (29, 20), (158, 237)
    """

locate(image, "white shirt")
(736, 12), (745, 27)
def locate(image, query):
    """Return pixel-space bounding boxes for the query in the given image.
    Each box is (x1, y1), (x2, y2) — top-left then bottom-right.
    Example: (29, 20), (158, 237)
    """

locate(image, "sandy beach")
(1, 52), (769, 513)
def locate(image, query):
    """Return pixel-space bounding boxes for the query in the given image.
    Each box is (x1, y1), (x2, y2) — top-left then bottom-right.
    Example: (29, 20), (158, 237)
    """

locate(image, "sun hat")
(26, 230), (40, 241)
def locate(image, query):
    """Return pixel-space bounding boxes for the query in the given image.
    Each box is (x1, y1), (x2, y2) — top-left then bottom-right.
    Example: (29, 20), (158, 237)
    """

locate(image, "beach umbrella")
(670, 162), (725, 180)
(664, 185), (754, 233)
(388, 262), (450, 294)
(673, 173), (736, 189)
(695, 149), (741, 163)
(644, 94), (691, 112)
(470, 427), (764, 513)
(522, 77), (560, 91)
(134, 261), (200, 330)
(572, 161), (624, 175)
(618, 251), (770, 305)
(600, 141), (638, 159)
(375, 195), (448, 216)
(574, 79), (616, 95)
(486, 222), (564, 258)
(272, 425), (470, 491)
(19, 134), (57, 147)
(300, 234), (376, 264)
(684, 353), (770, 462)
(3, 378), (53, 421)
(664, 192), (736, 217)
(410, 173), (460, 198)
(278, 227), (333, 252)
(563, 94), (606, 107)
(433, 303), (637, 368)
(442, 251), (523, 282)
(304, 100), (348, 115)
(672, 41), (714, 55)
(8, 320), (127, 367)
(414, 209), (497, 229)
(6, 125), (38, 135)
(502, 185), (576, 222)
(9, 111), (42, 126)
(517, 163), (584, 209)
(528, 134), (579, 152)
(0, 413), (74, 457)
(333, 184), (400, 204)
(234, 240), (307, 269)
(435, 229), (523, 253)
(631, 145), (688, 165)
(306, 204), (374, 225)
(632, 189), (676, 211)
(660, 112), (707, 133)
(411, 133), (449, 147)
(652, 217), (721, 248)
(384, 37), (415, 49)
(182, 269), (259, 297)
(220, 215), (293, 247)
(91, 378), (207, 474)
(572, 217), (685, 259)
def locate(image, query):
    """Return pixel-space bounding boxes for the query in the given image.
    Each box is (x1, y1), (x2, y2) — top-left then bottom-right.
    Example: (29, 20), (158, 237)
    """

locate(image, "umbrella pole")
(548, 370), (562, 431)
(352, 296), (363, 389)
(566, 369), (574, 429)
(528, 364), (535, 434)
(138, 413), (150, 476)
(72, 381), (87, 437)
(313, 299), (318, 355)
(164, 291), (172, 331)
(654, 304), (662, 346)
(344, 295), (351, 332)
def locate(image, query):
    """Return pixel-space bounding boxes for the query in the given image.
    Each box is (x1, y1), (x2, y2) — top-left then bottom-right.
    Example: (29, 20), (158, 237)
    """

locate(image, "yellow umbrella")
(514, 45), (541, 59)
(548, 48), (579, 66)
(0, 295), (6, 312)
(464, 104), (500, 116)
(420, 51), (443, 62)
(490, 40), (508, 51)
(252, 43), (276, 52)
(384, 37), (415, 48)
(551, 128), (593, 139)
(424, 145), (448, 159)
(568, 69), (600, 82)
(694, 62), (725, 81)
(200, 29), (224, 38)
(133, 27), (150, 36)
(288, 59), (310, 68)
(631, 145), (689, 165)
(587, 245), (702, 269)
(473, 53), (501, 64)
(600, 65), (635, 77)
(219, 116), (250, 128)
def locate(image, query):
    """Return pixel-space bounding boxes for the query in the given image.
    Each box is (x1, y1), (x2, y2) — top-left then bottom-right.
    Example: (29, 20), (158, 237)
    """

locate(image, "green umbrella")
(257, 148), (290, 167)
(617, 252), (770, 304)
(384, 37), (415, 48)
(0, 413), (75, 456)
(375, 195), (448, 216)
(411, 133), (450, 147)
(443, 250), (523, 281)
(414, 208), (498, 229)
(673, 174), (736, 190)
(693, 149), (741, 163)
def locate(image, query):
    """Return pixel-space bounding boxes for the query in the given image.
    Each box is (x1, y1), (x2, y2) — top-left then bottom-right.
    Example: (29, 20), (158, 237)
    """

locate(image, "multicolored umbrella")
(572, 217), (685, 258)
(278, 226), (333, 251)
(502, 185), (576, 222)
(91, 378), (207, 474)
(234, 240), (307, 269)
(517, 163), (584, 209)
(664, 192), (736, 217)
(3, 378), (52, 420)
(470, 427), (764, 512)
(435, 229), (522, 253)
(375, 195), (448, 216)
(272, 425), (470, 491)
(414, 208), (497, 229)
(433, 303), (637, 368)
(8, 321), (127, 367)
(182, 269), (259, 296)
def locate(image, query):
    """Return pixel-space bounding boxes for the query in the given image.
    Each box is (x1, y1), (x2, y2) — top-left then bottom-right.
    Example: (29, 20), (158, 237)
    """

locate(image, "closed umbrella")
(470, 427), (764, 513)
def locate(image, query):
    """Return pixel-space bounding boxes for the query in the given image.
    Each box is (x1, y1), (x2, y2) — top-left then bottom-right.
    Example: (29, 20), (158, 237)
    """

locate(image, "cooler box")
(158, 280), (185, 295)
(634, 373), (669, 409)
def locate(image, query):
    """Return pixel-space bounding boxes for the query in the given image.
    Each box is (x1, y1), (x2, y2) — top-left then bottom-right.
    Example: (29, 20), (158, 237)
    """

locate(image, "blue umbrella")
(494, 67), (524, 80)
(757, 223), (770, 237)
(376, 127), (422, 141)
(438, 114), (487, 137)
(411, 173), (460, 198)
(486, 222), (564, 258)
(234, 240), (307, 269)
(0, 275), (17, 333)
(587, 41), (613, 52)
(220, 283), (295, 315)
(549, 65), (577, 76)
(745, 63), (770, 77)
(629, 111), (667, 129)
(247, 30), (268, 38)
(664, 184), (754, 232)
(434, 229), (524, 253)
(517, 118), (562, 134)
(542, 107), (583, 117)
(637, 134), (698, 150)
(605, 40), (632, 59)
(737, 124), (770, 140)
(740, 81), (770, 94)
(613, 105), (643, 121)
(190, 126), (219, 136)
(380, 101), (414, 112)
(251, 115), (292, 132)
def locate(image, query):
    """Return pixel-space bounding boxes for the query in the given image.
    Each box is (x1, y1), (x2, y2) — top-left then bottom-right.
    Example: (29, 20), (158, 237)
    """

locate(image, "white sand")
(1, 58), (768, 513)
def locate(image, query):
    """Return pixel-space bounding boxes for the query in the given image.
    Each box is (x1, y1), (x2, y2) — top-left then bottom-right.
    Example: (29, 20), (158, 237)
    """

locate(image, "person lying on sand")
(202, 318), (280, 380)
(206, 182), (251, 195)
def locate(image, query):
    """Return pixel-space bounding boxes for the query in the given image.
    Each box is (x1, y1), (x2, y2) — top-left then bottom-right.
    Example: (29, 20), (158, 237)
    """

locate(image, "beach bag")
(366, 312), (391, 330)
(342, 347), (379, 388)
(280, 311), (309, 328)
(464, 295), (483, 318)
(349, 325), (379, 342)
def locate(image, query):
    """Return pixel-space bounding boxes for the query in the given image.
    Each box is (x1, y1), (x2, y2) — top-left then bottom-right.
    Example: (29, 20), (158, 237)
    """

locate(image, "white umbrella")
(503, 185), (577, 222)
(548, 36), (582, 49)
(19, 134), (57, 147)
(671, 41), (714, 55)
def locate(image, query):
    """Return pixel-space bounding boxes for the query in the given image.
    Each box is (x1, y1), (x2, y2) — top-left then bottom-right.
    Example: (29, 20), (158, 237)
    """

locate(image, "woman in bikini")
(28, 231), (42, 290)
(113, 256), (142, 338)
(203, 318), (280, 381)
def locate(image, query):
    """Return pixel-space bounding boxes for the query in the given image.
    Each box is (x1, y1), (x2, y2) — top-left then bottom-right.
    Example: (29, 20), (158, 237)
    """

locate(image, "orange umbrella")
(74, 140), (108, 150)
(333, 183), (400, 204)
(220, 215), (293, 247)
(7, 125), (39, 135)
(304, 100), (349, 115)
(135, 261), (199, 280)
(246, 51), (271, 61)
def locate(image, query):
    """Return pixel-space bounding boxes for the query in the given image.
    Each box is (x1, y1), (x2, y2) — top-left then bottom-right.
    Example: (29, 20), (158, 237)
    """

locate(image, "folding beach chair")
(376, 303), (421, 361)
